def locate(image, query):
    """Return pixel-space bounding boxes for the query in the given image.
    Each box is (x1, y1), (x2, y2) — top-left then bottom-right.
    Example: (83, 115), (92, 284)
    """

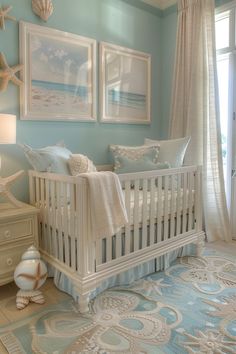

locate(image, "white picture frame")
(100, 42), (151, 124)
(20, 22), (97, 121)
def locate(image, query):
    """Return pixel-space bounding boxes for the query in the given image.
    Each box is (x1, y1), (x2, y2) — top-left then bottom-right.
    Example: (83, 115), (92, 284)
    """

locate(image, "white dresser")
(0, 203), (39, 286)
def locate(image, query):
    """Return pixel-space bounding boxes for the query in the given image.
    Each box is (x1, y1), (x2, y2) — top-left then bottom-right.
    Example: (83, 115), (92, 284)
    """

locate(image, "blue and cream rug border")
(1, 248), (236, 353)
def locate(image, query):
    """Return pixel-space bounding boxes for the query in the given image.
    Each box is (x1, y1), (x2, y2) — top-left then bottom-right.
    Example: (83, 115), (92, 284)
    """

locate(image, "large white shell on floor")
(14, 246), (47, 291)
(32, 0), (53, 21)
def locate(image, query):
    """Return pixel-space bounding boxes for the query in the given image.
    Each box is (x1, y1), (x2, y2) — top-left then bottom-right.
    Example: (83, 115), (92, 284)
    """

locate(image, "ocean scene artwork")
(108, 90), (146, 111)
(101, 44), (150, 124)
(30, 34), (91, 119)
(20, 23), (96, 121)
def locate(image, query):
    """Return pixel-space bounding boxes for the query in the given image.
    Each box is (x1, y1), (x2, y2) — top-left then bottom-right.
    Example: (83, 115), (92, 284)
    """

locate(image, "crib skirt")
(49, 244), (195, 301)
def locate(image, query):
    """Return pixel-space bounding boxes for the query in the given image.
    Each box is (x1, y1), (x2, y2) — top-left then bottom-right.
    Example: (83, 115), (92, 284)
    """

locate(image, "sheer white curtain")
(170, 0), (231, 242)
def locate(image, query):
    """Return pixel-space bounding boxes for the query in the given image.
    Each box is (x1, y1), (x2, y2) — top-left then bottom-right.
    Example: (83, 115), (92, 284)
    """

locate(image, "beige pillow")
(68, 154), (97, 176)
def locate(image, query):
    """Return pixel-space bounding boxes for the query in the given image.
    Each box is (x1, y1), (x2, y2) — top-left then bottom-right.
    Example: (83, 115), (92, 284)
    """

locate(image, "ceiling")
(141, 0), (177, 10)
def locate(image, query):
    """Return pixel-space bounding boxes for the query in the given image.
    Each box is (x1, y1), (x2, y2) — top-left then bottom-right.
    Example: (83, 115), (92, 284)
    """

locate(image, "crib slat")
(70, 184), (76, 270)
(170, 174), (176, 238)
(133, 179), (140, 252)
(36, 177), (40, 208)
(149, 178), (155, 246)
(96, 239), (103, 266)
(45, 179), (51, 255)
(40, 178), (46, 251)
(29, 174), (35, 205)
(142, 178), (148, 248)
(63, 183), (70, 266)
(163, 175), (169, 241)
(76, 183), (83, 274)
(157, 176), (162, 243)
(188, 171), (194, 230)
(56, 182), (63, 262)
(106, 236), (112, 262)
(182, 172), (188, 232)
(115, 229), (122, 259)
(125, 180), (131, 255)
(51, 181), (58, 259)
(176, 174), (182, 236)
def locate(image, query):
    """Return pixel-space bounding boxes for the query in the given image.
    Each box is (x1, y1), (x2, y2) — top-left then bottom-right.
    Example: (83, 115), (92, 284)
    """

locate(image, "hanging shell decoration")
(32, 0), (53, 22)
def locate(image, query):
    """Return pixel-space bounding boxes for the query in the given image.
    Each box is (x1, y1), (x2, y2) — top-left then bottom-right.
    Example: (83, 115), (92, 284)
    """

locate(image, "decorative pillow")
(109, 144), (160, 171)
(115, 154), (170, 190)
(20, 143), (72, 175)
(115, 155), (170, 174)
(145, 137), (190, 167)
(68, 154), (97, 176)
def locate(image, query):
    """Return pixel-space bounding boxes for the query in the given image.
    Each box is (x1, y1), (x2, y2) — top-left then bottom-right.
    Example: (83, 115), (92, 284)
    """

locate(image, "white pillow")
(145, 137), (190, 167)
(68, 154), (97, 176)
(109, 144), (160, 171)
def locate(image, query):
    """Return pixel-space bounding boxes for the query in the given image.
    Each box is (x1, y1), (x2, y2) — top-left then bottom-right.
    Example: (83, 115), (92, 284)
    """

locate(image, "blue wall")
(160, 6), (177, 138)
(0, 0), (162, 202)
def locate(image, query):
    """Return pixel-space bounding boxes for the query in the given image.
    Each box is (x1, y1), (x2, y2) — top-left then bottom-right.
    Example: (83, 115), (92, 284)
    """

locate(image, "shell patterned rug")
(0, 248), (236, 354)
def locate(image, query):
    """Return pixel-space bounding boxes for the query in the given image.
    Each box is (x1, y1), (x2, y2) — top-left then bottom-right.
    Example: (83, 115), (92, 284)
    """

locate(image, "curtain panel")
(169, 0), (231, 242)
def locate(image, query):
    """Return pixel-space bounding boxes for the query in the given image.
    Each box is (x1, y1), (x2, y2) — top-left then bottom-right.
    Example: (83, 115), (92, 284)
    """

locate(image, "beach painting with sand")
(20, 22), (96, 121)
(100, 42), (151, 124)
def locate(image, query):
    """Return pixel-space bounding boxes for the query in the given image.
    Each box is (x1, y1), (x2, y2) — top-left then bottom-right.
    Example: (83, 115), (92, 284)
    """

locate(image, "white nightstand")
(0, 203), (39, 286)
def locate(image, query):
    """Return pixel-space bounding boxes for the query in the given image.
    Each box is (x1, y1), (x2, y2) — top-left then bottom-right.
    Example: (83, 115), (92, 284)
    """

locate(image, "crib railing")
(29, 165), (203, 285)
(95, 166), (202, 271)
(29, 172), (95, 279)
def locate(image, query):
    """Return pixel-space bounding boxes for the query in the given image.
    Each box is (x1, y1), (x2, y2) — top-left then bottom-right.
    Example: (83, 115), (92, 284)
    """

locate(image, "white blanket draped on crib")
(80, 171), (128, 240)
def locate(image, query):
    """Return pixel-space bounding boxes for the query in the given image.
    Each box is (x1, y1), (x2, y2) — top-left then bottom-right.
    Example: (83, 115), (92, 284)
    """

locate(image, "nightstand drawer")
(0, 204), (38, 286)
(0, 218), (33, 243)
(0, 242), (34, 283)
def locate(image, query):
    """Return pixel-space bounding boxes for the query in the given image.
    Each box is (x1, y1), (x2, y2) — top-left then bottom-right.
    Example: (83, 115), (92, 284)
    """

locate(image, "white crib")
(29, 165), (205, 313)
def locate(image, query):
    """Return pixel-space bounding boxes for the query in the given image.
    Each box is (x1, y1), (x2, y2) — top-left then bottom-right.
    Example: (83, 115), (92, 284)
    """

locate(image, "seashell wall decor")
(32, 0), (53, 22)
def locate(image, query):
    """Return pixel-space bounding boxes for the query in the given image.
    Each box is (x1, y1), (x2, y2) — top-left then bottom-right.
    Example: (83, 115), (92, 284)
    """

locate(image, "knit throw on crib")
(80, 171), (128, 240)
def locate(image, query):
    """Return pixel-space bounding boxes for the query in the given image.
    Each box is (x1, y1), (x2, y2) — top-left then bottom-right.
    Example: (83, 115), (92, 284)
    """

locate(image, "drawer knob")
(4, 230), (11, 239)
(6, 258), (13, 266)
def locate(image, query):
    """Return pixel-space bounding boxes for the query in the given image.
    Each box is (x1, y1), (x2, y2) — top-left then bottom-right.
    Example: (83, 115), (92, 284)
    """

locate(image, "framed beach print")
(20, 22), (96, 121)
(100, 42), (151, 124)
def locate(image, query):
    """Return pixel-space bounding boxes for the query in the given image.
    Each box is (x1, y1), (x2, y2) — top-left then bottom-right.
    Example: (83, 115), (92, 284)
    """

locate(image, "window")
(216, 12), (230, 50)
(216, 1), (236, 237)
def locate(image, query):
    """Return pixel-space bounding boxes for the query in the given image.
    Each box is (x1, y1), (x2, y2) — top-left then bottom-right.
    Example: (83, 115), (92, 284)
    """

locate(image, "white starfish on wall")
(0, 170), (24, 207)
(0, 52), (23, 92)
(0, 5), (16, 30)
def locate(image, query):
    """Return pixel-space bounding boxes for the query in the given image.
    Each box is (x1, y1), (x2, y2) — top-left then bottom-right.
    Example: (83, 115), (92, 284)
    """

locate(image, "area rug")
(1, 248), (236, 354)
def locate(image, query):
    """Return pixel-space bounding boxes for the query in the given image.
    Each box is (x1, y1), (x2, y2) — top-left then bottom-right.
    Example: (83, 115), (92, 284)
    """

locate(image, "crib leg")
(79, 294), (90, 314)
(196, 234), (205, 256)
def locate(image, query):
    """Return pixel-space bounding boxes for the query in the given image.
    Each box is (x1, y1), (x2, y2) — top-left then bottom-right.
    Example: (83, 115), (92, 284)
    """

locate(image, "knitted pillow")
(68, 154), (97, 176)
